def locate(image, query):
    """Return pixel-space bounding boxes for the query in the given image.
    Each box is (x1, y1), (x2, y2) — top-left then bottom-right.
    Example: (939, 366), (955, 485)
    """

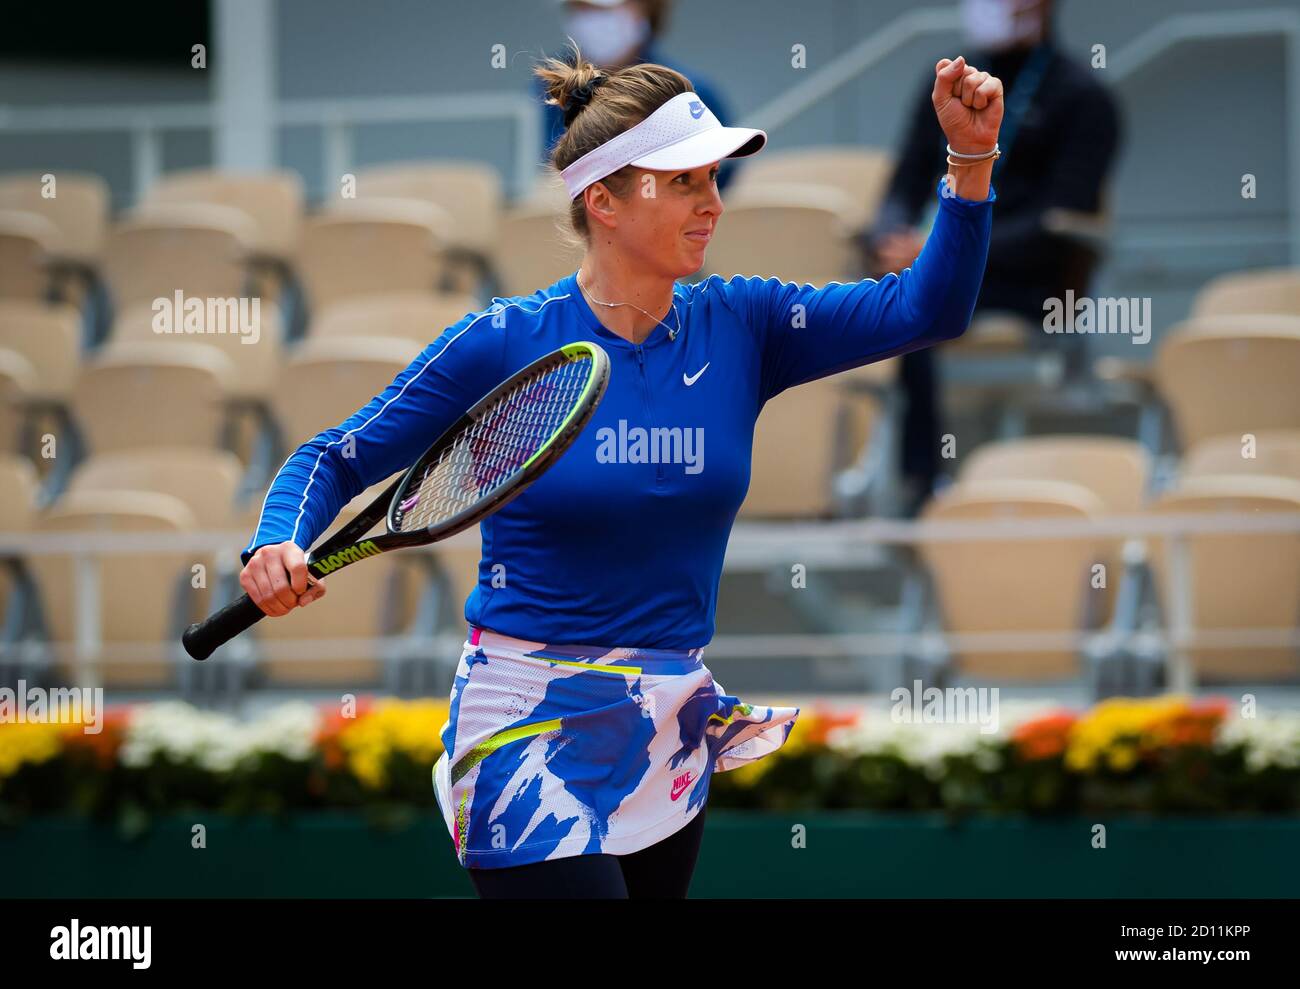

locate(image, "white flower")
(119, 701), (321, 773)
(827, 718), (997, 773)
(1215, 711), (1300, 772)
(825, 698), (1066, 761)
(235, 702), (321, 763)
(119, 701), (234, 770)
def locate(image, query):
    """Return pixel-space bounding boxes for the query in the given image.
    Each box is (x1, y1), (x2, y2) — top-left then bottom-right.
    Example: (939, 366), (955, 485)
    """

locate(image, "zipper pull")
(635, 344), (644, 367)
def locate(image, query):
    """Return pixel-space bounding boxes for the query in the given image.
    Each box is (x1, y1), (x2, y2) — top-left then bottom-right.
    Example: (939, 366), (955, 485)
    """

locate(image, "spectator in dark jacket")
(859, 0), (1122, 512)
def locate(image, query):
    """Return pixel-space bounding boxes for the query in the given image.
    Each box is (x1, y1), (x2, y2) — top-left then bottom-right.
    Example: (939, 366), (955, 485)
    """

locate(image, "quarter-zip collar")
(562, 271), (684, 351)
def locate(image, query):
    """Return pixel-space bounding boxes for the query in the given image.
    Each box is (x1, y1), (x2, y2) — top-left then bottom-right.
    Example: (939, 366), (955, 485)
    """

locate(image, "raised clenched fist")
(931, 55), (1005, 155)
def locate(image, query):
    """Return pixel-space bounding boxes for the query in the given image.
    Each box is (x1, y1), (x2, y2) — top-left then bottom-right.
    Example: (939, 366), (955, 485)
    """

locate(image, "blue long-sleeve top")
(244, 179), (995, 648)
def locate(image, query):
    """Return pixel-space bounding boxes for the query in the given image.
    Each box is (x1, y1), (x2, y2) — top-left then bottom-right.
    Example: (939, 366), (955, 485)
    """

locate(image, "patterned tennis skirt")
(432, 625), (800, 869)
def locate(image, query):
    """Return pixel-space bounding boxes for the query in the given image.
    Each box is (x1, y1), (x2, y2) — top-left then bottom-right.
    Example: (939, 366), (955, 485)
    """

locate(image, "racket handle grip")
(183, 593), (268, 661)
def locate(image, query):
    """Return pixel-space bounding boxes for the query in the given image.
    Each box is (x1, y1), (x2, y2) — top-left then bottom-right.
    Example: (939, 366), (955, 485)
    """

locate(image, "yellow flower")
(0, 721), (66, 779)
(336, 698), (449, 789)
(1106, 745), (1138, 772)
(1064, 696), (1196, 773)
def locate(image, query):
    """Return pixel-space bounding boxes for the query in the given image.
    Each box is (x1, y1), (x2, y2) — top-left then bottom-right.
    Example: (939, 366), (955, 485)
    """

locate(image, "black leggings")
(467, 804), (707, 899)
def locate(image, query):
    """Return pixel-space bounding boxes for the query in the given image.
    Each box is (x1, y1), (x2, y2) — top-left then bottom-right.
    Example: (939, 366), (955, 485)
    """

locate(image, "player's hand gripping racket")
(183, 341), (610, 661)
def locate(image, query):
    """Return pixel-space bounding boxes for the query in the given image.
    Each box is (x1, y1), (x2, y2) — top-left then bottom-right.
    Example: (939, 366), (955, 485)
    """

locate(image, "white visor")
(559, 91), (767, 200)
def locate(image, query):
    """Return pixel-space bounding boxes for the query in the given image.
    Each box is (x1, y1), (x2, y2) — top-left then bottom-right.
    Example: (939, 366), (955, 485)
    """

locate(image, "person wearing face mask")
(534, 0), (740, 190)
(857, 0), (1122, 515)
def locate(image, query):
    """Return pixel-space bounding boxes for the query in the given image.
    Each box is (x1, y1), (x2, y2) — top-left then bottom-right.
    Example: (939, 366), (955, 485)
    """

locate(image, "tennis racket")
(183, 340), (610, 661)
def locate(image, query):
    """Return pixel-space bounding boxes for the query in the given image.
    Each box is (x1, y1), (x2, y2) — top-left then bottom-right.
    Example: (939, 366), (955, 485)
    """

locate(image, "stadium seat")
(309, 291), (481, 347)
(946, 311), (1036, 353)
(836, 355), (899, 389)
(1174, 313), (1300, 337)
(1145, 475), (1300, 682)
(704, 186), (861, 285)
(0, 454), (40, 657)
(918, 479), (1110, 680)
(740, 376), (878, 518)
(0, 301), (81, 402)
(1182, 429), (1300, 482)
(959, 435), (1148, 624)
(0, 301), (82, 472)
(109, 299), (284, 403)
(28, 490), (199, 686)
(728, 145), (895, 221)
(107, 301), (285, 494)
(296, 199), (449, 314)
(0, 209), (61, 300)
(0, 346), (37, 455)
(144, 168), (304, 262)
(1192, 267), (1300, 317)
(71, 340), (234, 453)
(494, 203), (584, 297)
(61, 447), (243, 642)
(515, 170), (571, 213)
(0, 172), (109, 267)
(960, 436), (1150, 514)
(271, 334), (423, 447)
(354, 161), (502, 259)
(0, 173), (112, 341)
(1154, 320), (1300, 450)
(0, 453), (38, 531)
(65, 446), (243, 528)
(102, 202), (255, 312)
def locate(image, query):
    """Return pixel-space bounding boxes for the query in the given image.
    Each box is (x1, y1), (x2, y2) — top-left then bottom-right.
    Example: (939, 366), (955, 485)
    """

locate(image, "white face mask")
(564, 5), (651, 66)
(960, 0), (1043, 51)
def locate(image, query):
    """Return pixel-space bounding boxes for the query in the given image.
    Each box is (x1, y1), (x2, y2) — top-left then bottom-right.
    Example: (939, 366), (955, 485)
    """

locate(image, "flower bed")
(711, 696), (1300, 815)
(2, 695), (1298, 836)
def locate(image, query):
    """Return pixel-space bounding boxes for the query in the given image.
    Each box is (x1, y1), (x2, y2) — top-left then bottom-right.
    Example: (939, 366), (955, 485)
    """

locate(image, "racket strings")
(396, 356), (591, 532)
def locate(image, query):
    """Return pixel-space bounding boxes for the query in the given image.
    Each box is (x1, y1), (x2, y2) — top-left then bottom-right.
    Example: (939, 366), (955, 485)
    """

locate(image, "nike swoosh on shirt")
(683, 363), (710, 387)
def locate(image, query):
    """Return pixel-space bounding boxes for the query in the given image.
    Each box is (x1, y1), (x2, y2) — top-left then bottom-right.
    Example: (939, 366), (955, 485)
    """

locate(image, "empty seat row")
(0, 449), (480, 688)
(919, 432), (1300, 684)
(0, 164), (502, 321)
(4, 428), (1295, 689)
(9, 302), (1296, 513)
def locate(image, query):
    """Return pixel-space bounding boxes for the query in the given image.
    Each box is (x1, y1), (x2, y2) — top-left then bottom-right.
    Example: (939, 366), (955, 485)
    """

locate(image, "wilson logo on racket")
(310, 539), (382, 576)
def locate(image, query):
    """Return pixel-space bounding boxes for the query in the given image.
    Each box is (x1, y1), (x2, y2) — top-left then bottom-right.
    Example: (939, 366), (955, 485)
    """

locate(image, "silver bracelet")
(946, 142), (1000, 161)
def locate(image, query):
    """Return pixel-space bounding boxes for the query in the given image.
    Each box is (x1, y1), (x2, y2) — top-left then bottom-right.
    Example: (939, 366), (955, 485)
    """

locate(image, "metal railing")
(0, 92), (541, 201)
(2, 512), (1296, 697)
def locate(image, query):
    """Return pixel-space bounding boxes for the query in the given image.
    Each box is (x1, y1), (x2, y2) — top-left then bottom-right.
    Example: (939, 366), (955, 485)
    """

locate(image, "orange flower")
(60, 706), (131, 769)
(1011, 710), (1078, 761)
(315, 697), (376, 740)
(1146, 697), (1228, 751)
(60, 706), (132, 769)
(799, 707), (861, 747)
(1064, 696), (1227, 772)
(315, 696), (377, 771)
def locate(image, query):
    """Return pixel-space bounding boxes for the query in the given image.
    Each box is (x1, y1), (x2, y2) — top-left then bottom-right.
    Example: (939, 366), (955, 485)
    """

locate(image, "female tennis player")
(238, 45), (1002, 898)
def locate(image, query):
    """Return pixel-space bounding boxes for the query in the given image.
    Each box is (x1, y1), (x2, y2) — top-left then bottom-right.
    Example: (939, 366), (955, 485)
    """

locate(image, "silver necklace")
(577, 270), (681, 341)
